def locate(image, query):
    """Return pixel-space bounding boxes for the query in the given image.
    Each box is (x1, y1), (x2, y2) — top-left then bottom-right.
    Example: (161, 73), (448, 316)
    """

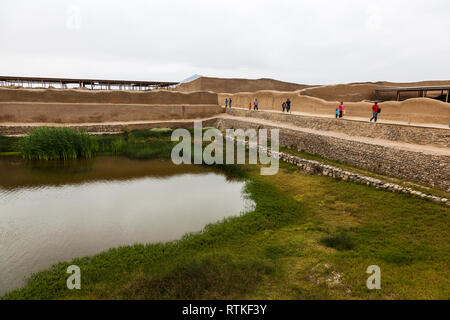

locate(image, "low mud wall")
(0, 88), (223, 123)
(0, 119), (218, 135)
(0, 103), (223, 123)
(219, 92), (450, 125)
(224, 109), (450, 148)
(214, 117), (450, 190)
(0, 88), (218, 105)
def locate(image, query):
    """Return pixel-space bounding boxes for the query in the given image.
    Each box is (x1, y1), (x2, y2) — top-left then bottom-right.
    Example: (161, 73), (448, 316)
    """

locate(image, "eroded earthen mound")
(176, 77), (310, 93)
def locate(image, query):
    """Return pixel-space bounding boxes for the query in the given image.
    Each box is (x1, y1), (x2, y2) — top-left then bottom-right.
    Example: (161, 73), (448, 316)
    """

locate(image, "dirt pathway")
(226, 107), (450, 130)
(217, 114), (450, 156)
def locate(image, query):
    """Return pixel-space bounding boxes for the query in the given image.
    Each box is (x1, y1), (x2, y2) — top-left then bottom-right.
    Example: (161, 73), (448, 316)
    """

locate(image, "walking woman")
(338, 102), (344, 118)
(254, 99), (259, 110)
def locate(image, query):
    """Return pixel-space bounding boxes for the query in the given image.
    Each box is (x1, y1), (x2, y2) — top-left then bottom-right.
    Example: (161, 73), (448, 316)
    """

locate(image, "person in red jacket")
(370, 102), (380, 122)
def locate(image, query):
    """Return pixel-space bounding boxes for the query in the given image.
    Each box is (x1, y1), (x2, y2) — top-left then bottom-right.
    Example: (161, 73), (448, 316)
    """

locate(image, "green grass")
(119, 253), (275, 300)
(320, 230), (355, 251)
(279, 145), (450, 199)
(0, 135), (19, 153)
(3, 172), (303, 300)
(95, 128), (176, 159)
(18, 127), (98, 160)
(1, 129), (449, 300)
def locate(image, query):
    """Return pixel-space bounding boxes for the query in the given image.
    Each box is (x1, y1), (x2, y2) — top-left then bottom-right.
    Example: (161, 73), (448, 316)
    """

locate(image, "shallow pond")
(0, 157), (252, 294)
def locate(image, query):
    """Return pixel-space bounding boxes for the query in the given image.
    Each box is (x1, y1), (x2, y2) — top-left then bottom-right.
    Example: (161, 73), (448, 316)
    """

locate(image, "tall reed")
(18, 127), (98, 160)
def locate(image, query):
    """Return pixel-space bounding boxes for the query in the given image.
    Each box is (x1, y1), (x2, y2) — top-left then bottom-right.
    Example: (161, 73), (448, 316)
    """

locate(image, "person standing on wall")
(225, 98), (229, 108)
(254, 99), (259, 110)
(229, 98), (232, 108)
(286, 98), (291, 113)
(282, 101), (286, 113)
(249, 102), (252, 110)
(338, 102), (344, 118)
(370, 102), (380, 122)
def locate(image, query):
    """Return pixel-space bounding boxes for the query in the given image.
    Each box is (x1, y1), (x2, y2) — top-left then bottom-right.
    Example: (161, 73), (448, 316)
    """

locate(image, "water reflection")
(0, 157), (253, 294)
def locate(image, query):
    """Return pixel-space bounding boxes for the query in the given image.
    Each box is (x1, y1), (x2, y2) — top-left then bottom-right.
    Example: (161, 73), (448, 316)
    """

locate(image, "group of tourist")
(282, 99), (291, 113)
(335, 102), (345, 118)
(225, 97), (382, 122)
(225, 97), (232, 108)
(335, 101), (381, 122)
(225, 98), (260, 110)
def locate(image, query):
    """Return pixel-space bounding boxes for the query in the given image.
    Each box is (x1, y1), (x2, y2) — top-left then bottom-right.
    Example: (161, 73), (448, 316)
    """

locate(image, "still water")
(0, 157), (252, 294)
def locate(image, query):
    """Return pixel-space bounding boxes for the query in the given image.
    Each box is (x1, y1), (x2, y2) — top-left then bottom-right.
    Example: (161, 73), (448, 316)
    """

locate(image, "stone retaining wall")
(214, 117), (450, 191)
(0, 119), (218, 136)
(251, 142), (449, 205)
(225, 109), (450, 148)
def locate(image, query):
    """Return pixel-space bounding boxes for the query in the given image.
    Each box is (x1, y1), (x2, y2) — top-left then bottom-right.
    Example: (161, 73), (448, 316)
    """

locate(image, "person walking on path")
(229, 98), (232, 108)
(248, 102), (252, 110)
(254, 99), (259, 111)
(370, 102), (380, 122)
(225, 98), (229, 108)
(286, 98), (291, 113)
(335, 108), (339, 118)
(338, 102), (344, 118)
(282, 101), (286, 113)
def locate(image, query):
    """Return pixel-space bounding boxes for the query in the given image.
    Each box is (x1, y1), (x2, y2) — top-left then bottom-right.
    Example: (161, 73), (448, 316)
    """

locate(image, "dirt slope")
(176, 77), (450, 102)
(301, 81), (450, 102)
(176, 77), (310, 93)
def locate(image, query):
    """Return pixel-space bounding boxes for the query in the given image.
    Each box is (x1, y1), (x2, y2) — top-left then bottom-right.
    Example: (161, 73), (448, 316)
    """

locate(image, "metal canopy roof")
(0, 75), (179, 87)
(375, 85), (450, 93)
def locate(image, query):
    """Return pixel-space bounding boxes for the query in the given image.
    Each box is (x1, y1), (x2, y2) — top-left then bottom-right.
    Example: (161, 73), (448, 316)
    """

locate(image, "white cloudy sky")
(0, 0), (449, 84)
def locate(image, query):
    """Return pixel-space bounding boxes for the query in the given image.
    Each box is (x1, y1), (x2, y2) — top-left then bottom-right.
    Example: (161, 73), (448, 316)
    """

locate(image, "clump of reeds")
(18, 127), (98, 160)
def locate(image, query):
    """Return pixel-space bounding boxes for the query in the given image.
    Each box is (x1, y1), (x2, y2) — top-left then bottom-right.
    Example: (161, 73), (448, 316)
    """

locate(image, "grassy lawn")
(1, 129), (449, 299)
(279, 146), (450, 200)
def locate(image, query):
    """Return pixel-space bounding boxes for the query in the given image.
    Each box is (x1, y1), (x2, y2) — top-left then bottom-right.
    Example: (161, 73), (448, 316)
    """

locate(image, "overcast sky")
(0, 0), (449, 85)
